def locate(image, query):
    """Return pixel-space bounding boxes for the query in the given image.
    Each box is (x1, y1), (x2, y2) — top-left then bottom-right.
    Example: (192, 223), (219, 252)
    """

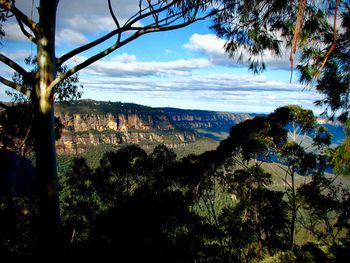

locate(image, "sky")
(0, 0), (324, 114)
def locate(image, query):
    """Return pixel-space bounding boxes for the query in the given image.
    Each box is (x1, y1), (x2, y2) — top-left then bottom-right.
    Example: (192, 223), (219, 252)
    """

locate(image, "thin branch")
(0, 101), (11, 110)
(125, 1), (176, 28)
(52, 13), (211, 94)
(0, 54), (33, 83)
(281, 175), (293, 189)
(16, 17), (36, 43)
(0, 0), (37, 34)
(147, 0), (159, 27)
(58, 3), (187, 66)
(125, 2), (150, 26)
(108, 0), (121, 44)
(57, 28), (123, 66)
(319, 0), (340, 71)
(289, 0), (306, 82)
(129, 10), (186, 31)
(58, 1), (215, 67)
(0, 76), (31, 97)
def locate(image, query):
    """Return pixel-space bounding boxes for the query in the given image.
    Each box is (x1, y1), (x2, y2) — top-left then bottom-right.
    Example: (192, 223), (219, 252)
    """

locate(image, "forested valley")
(1, 102), (350, 261)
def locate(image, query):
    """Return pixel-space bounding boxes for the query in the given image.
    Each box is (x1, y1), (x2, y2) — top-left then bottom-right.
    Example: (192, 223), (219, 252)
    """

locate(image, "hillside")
(55, 100), (254, 155)
(158, 107), (253, 140)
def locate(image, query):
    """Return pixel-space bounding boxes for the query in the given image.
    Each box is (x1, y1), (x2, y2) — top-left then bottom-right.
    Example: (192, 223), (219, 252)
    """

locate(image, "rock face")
(54, 100), (253, 154)
(160, 108), (253, 133)
(55, 101), (198, 154)
(55, 113), (196, 154)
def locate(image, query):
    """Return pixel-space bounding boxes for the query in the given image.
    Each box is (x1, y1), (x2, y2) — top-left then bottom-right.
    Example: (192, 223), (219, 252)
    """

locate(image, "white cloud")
(65, 16), (116, 34)
(184, 33), (230, 65)
(56, 28), (89, 46)
(2, 22), (29, 42)
(3, 50), (31, 62)
(5, 0), (143, 44)
(0, 1), (316, 113)
(56, 0), (144, 34)
(79, 72), (322, 113)
(84, 54), (211, 77)
(110, 53), (137, 63)
(184, 33), (226, 56)
(184, 33), (292, 70)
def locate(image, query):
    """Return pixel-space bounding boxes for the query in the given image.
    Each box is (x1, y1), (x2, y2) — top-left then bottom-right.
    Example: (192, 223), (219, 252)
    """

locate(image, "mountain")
(158, 107), (253, 140)
(2, 100), (343, 155)
(55, 100), (254, 154)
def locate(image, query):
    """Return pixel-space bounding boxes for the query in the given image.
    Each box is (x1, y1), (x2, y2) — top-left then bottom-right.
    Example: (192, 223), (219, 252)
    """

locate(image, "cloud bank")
(80, 72), (322, 113)
(184, 33), (292, 70)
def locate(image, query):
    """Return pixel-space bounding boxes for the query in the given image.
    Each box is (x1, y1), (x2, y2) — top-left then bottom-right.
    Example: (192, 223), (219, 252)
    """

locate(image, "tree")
(298, 6), (350, 122)
(219, 165), (289, 261)
(332, 121), (350, 175)
(217, 105), (332, 252)
(59, 157), (103, 247)
(0, 103), (64, 158)
(0, 0), (216, 254)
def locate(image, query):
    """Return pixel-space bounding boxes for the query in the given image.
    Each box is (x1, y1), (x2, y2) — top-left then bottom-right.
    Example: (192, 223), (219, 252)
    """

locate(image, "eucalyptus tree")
(0, 0), (217, 254)
(217, 105), (332, 251)
(212, 0), (349, 77)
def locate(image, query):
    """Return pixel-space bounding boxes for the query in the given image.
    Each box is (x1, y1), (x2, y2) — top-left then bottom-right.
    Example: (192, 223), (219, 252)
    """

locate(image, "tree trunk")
(34, 0), (61, 255)
(290, 170), (296, 250)
(33, 98), (61, 255)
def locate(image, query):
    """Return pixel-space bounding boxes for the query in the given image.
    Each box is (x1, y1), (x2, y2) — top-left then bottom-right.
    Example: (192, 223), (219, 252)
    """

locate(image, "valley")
(55, 100), (345, 157)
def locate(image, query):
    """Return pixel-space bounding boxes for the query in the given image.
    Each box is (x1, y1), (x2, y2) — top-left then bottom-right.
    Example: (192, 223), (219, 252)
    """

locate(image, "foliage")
(217, 105), (334, 252)
(59, 158), (104, 245)
(212, 1), (341, 73)
(298, 6), (350, 122)
(219, 165), (289, 261)
(0, 1), (218, 253)
(332, 121), (350, 175)
(1, 0), (350, 257)
(58, 144), (218, 260)
(9, 56), (83, 103)
(0, 103), (63, 157)
(0, 196), (37, 256)
(1, 124), (349, 260)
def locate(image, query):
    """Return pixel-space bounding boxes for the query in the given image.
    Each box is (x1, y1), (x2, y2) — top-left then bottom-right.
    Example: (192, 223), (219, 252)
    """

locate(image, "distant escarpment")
(55, 100), (197, 154)
(160, 108), (253, 132)
(54, 100), (257, 154)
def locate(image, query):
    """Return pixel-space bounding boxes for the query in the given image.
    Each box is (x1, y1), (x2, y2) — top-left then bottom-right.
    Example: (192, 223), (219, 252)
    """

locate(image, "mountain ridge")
(54, 100), (254, 154)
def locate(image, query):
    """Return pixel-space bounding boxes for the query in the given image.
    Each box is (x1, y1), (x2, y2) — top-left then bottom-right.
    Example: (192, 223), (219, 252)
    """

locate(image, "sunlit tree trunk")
(33, 0), (61, 255)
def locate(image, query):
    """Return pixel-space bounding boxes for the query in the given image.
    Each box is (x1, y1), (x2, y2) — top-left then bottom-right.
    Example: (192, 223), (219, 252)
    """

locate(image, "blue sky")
(0, 0), (323, 114)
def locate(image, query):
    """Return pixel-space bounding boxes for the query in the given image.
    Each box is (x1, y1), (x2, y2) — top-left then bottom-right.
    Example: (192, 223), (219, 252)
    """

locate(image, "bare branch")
(125, 2), (151, 25)
(125, 1), (176, 27)
(57, 28), (124, 66)
(147, 0), (159, 27)
(319, 0), (340, 71)
(16, 17), (36, 43)
(57, 1), (179, 66)
(52, 30), (142, 92)
(0, 0), (37, 34)
(0, 76), (31, 97)
(54, 4), (213, 92)
(0, 101), (11, 110)
(108, 0), (121, 44)
(0, 54), (32, 82)
(289, 0), (307, 83)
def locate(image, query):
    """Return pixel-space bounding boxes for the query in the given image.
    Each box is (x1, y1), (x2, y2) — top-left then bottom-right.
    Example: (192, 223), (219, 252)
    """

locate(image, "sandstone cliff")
(160, 108), (253, 133)
(55, 101), (197, 154)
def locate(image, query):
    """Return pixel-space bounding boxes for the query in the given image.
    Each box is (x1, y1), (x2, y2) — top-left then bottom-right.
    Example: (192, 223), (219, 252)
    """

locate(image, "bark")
(290, 170), (296, 250)
(33, 98), (61, 255)
(33, 0), (61, 255)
